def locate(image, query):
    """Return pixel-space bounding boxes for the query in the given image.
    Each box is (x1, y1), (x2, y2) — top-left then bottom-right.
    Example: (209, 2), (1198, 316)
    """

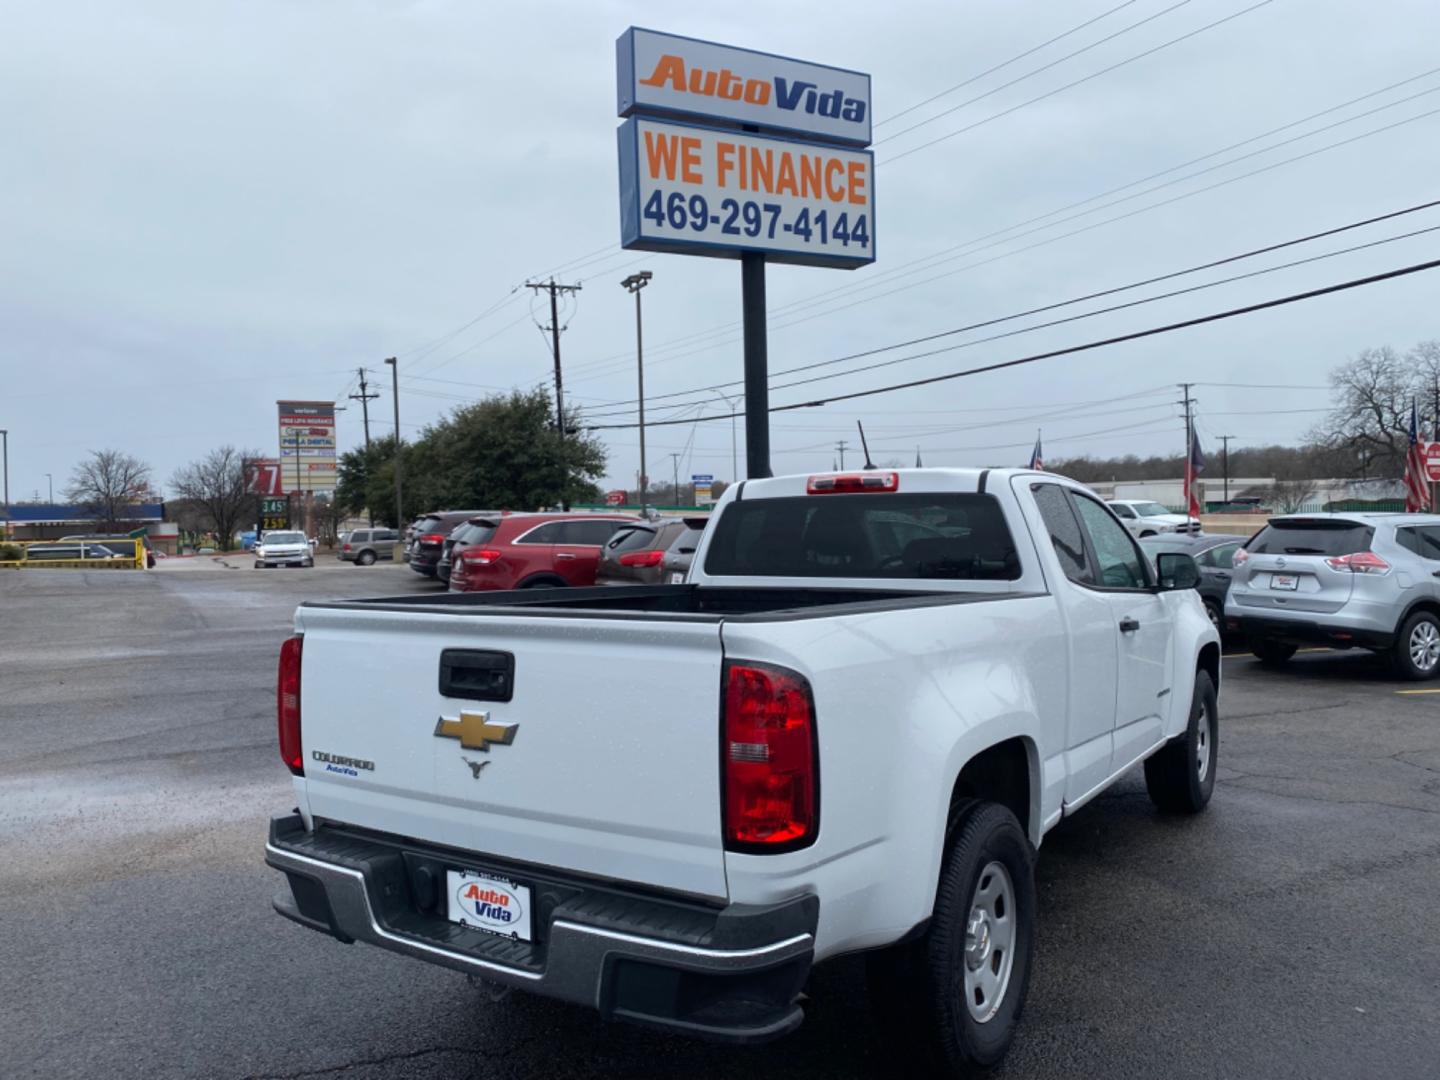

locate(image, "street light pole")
(621, 271), (653, 507)
(713, 389), (739, 483)
(384, 357), (402, 529)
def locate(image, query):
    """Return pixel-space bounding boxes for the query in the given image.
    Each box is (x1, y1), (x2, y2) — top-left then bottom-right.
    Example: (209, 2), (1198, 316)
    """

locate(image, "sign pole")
(741, 252), (770, 479)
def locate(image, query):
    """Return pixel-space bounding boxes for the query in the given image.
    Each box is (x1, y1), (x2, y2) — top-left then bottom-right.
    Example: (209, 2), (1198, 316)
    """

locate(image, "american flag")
(1403, 400), (1430, 513)
(1184, 429), (1206, 519)
(1028, 431), (1043, 471)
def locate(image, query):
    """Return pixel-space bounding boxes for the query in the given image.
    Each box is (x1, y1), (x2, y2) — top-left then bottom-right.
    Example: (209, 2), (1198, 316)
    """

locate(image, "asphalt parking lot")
(2, 565), (1437, 1079)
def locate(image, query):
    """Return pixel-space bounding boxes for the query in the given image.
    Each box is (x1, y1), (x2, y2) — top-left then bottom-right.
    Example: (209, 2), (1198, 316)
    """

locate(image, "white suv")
(1108, 500), (1199, 538)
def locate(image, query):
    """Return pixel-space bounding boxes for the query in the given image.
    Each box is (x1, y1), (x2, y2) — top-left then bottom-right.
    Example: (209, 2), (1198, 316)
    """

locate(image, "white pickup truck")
(266, 468), (1219, 1075)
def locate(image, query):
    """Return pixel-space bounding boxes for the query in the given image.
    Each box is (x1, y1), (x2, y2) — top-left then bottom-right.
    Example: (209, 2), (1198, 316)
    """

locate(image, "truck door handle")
(1119, 617), (1141, 633)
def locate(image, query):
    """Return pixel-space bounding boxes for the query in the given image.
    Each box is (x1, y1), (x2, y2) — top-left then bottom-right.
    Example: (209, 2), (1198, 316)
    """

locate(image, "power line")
(882, 0), (1277, 165)
(877, 0), (1146, 127)
(584, 256), (1440, 430)
(575, 202), (1440, 418)
(875, 0), (1195, 146)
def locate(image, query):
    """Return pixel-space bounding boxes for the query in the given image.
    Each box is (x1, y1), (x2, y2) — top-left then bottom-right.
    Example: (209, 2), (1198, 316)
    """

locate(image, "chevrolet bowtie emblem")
(434, 710), (518, 752)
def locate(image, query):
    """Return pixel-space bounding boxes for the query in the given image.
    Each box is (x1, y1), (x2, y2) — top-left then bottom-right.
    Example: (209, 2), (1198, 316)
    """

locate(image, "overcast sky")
(4, 0), (1440, 502)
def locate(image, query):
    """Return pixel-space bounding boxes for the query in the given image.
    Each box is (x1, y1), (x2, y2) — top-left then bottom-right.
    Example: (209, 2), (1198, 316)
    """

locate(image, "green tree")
(335, 389), (605, 526)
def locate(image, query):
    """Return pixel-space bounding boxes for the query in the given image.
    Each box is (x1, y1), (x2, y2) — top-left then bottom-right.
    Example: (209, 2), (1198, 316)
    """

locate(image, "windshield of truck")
(263, 532), (306, 545)
(1133, 502), (1172, 517)
(703, 493), (1020, 580)
(1246, 520), (1374, 557)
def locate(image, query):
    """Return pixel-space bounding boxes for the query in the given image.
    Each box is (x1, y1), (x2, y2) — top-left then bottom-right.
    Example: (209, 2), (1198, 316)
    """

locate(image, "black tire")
(1392, 609), (1440, 681)
(253, 561), (261, 569)
(1202, 598), (1223, 631)
(1144, 671), (1218, 814)
(1252, 639), (1296, 665)
(357, 550), (376, 566)
(866, 801), (1036, 1075)
(519, 576), (563, 589)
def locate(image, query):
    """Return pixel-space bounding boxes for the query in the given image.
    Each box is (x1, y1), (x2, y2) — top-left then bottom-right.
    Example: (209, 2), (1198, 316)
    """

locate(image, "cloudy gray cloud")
(3, 0), (1439, 502)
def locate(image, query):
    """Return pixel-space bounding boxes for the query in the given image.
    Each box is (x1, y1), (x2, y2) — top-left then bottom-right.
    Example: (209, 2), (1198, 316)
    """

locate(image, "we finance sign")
(617, 28), (871, 147)
(619, 117), (874, 268)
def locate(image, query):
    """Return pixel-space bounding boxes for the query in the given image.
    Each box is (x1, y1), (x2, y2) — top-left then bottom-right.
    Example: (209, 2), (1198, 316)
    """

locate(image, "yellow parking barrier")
(0, 538), (146, 570)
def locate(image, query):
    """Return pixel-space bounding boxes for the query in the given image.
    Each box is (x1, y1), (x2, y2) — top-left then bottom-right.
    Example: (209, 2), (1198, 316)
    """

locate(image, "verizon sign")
(617, 28), (871, 147)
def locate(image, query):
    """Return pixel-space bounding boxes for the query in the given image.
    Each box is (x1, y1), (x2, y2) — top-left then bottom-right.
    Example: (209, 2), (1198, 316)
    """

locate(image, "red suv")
(448, 513), (641, 592)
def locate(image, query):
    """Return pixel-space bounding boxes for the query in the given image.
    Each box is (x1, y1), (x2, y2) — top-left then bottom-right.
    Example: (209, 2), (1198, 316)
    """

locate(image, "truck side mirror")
(1155, 552), (1200, 591)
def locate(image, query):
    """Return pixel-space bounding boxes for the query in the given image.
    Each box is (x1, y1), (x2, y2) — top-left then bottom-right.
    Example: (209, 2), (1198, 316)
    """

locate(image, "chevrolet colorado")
(266, 468), (1220, 1075)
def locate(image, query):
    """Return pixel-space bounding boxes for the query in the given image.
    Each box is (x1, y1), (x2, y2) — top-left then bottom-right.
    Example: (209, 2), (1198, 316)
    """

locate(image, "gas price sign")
(619, 117), (873, 268)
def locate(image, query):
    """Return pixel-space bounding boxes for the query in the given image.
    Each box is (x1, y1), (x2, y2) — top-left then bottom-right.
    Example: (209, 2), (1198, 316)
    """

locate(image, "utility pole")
(1218, 435), (1236, 505)
(525, 279), (582, 439)
(0, 430), (8, 539)
(713, 389), (739, 482)
(621, 272), (653, 508)
(836, 439), (849, 470)
(669, 453), (681, 504)
(384, 357), (402, 528)
(349, 367), (380, 525)
(1177, 383), (1197, 517)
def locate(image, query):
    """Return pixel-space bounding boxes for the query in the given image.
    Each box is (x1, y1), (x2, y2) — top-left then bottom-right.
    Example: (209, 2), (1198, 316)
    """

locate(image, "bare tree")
(1270, 477), (1317, 514)
(65, 449), (154, 528)
(1311, 346), (1421, 477)
(169, 446), (262, 549)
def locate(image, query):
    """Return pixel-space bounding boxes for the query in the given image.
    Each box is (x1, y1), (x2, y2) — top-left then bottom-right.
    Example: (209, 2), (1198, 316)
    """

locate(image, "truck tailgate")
(294, 605), (728, 899)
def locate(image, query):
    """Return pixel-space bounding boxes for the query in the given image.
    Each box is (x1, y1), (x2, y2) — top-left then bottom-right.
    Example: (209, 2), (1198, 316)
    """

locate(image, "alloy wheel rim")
(1196, 703), (1211, 782)
(1410, 621), (1440, 672)
(962, 861), (1016, 1024)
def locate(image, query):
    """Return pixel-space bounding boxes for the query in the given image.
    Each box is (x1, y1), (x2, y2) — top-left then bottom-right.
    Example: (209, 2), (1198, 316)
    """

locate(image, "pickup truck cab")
(266, 468), (1219, 1075)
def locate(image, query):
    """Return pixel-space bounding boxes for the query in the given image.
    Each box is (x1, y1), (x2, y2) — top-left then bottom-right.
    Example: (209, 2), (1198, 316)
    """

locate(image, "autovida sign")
(617, 28), (874, 269)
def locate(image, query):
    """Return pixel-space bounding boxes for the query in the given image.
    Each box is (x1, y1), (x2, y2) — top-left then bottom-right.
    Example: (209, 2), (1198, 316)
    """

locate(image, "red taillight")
(806, 471), (899, 495)
(1233, 548), (1250, 567)
(421, 533), (445, 544)
(341, 543), (351, 551)
(619, 550), (665, 567)
(277, 635), (303, 776)
(461, 547), (503, 566)
(1326, 551), (1390, 574)
(723, 662), (817, 851)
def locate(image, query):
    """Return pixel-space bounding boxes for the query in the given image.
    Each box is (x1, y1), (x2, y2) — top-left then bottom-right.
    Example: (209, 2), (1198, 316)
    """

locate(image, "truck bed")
(304, 583), (1032, 621)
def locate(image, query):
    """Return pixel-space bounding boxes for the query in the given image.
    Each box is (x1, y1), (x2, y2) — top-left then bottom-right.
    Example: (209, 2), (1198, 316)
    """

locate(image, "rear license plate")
(1270, 574), (1299, 591)
(446, 868), (533, 941)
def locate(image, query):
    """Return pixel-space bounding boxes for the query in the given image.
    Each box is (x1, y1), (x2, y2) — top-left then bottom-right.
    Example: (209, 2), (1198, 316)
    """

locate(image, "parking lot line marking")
(1395, 688), (1440, 695)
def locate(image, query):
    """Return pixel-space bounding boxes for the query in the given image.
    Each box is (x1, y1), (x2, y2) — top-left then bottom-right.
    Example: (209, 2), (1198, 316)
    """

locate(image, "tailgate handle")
(439, 649), (515, 702)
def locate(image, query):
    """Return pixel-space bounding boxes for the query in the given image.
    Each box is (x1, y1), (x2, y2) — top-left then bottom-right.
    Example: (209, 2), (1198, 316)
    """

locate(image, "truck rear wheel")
(1144, 671), (1217, 814)
(867, 801), (1035, 1075)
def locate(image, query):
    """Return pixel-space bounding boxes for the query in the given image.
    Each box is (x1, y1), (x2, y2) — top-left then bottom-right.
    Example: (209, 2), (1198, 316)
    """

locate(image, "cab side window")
(1071, 495), (1150, 589)
(1031, 484), (1093, 584)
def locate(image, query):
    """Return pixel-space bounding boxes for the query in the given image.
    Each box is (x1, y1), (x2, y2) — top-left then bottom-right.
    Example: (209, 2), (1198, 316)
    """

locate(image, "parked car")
(1108, 499), (1199, 538)
(254, 530), (314, 569)
(436, 515), (506, 585)
(60, 533), (154, 566)
(448, 512), (640, 592)
(1141, 533), (1244, 629)
(24, 541), (128, 561)
(660, 517), (708, 583)
(407, 511), (492, 578)
(1225, 512), (1440, 678)
(595, 518), (694, 585)
(267, 467), (1218, 1071)
(338, 528), (400, 565)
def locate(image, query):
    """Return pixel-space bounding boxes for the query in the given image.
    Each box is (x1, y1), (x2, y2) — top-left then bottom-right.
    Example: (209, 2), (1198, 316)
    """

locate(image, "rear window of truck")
(1246, 520), (1374, 557)
(704, 493), (1021, 580)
